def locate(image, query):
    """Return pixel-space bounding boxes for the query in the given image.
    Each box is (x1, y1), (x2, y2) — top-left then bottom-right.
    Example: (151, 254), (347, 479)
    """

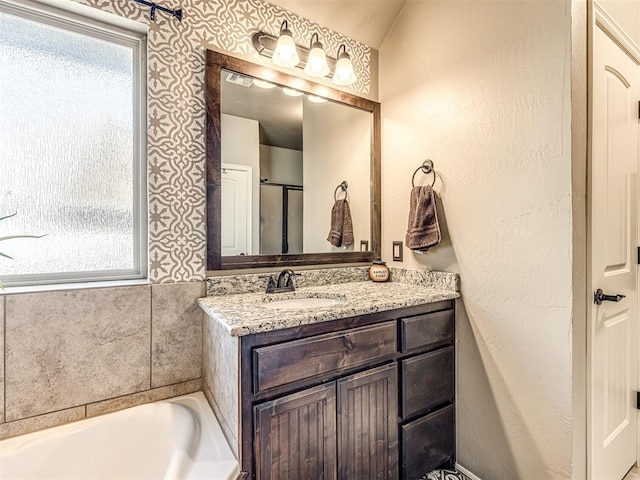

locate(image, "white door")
(590, 24), (639, 480)
(221, 163), (252, 256)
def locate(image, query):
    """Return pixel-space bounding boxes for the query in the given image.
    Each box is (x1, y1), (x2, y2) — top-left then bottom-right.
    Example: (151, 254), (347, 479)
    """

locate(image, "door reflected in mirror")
(220, 68), (371, 256)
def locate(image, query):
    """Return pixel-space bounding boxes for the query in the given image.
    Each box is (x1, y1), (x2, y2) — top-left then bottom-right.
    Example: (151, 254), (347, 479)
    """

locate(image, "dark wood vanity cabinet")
(254, 364), (398, 480)
(240, 300), (455, 480)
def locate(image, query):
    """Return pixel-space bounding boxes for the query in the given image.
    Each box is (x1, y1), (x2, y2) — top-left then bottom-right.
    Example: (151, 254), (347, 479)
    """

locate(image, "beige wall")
(571, 0), (588, 478)
(303, 100), (372, 253)
(380, 1), (573, 478)
(260, 145), (303, 186)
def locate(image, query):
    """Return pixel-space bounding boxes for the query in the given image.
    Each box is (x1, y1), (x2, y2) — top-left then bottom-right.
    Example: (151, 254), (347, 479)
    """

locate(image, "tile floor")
(419, 470), (470, 480)
(624, 465), (640, 480)
(420, 465), (640, 480)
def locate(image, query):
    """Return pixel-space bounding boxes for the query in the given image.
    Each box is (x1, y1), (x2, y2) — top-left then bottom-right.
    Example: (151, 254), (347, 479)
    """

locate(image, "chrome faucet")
(265, 269), (298, 293)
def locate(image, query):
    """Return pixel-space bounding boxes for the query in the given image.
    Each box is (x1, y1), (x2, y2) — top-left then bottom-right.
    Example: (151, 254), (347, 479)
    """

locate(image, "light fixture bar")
(252, 31), (337, 73)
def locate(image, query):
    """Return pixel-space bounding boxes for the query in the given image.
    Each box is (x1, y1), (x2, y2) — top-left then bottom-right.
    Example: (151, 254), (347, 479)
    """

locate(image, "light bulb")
(332, 45), (357, 86)
(283, 87), (304, 97)
(304, 35), (330, 78)
(272, 22), (300, 68)
(253, 79), (276, 89)
(307, 94), (327, 104)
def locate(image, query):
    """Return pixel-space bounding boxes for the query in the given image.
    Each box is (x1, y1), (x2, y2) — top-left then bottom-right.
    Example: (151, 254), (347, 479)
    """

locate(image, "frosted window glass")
(0, 10), (142, 280)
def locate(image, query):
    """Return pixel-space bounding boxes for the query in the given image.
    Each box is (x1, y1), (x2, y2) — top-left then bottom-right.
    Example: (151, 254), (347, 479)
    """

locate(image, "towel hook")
(411, 159), (436, 187)
(334, 180), (348, 201)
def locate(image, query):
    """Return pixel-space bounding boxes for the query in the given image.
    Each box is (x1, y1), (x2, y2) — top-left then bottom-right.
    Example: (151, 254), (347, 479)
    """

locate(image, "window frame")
(0, 0), (148, 287)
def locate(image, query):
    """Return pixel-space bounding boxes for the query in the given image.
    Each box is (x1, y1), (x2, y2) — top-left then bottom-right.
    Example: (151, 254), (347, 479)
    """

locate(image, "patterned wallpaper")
(71, 0), (372, 283)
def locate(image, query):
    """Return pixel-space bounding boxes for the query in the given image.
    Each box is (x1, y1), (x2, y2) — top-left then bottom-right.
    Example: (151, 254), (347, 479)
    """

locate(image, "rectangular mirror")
(206, 50), (381, 270)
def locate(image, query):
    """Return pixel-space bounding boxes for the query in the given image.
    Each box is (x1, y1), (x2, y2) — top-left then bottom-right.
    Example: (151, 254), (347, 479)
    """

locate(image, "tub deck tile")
(0, 406), (85, 441)
(86, 378), (202, 417)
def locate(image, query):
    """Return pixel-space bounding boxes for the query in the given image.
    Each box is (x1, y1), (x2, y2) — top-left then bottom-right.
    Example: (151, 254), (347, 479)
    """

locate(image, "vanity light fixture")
(332, 44), (357, 86)
(251, 27), (358, 87)
(304, 33), (330, 78)
(272, 20), (300, 68)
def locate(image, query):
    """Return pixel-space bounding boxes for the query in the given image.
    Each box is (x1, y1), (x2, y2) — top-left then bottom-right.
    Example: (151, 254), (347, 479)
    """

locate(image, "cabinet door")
(337, 363), (398, 480)
(254, 383), (336, 480)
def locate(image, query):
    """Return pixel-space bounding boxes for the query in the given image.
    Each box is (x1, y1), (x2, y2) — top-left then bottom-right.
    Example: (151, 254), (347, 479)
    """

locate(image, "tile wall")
(71, 0), (374, 284)
(0, 281), (203, 439)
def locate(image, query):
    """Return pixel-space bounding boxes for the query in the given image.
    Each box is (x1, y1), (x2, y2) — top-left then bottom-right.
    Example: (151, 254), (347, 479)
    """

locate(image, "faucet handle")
(259, 275), (277, 293)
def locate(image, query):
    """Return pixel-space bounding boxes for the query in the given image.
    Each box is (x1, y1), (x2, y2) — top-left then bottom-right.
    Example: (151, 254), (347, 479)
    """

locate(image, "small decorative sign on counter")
(369, 259), (390, 282)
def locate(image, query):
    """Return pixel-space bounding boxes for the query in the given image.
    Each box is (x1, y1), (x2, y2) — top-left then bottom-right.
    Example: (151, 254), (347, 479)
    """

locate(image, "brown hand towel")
(342, 201), (354, 247)
(327, 199), (345, 247)
(327, 199), (354, 247)
(405, 185), (441, 251)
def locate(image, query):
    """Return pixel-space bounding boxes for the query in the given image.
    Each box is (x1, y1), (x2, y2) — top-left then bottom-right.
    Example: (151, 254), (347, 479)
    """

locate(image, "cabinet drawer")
(401, 404), (455, 480)
(254, 321), (396, 394)
(401, 346), (454, 419)
(400, 309), (453, 353)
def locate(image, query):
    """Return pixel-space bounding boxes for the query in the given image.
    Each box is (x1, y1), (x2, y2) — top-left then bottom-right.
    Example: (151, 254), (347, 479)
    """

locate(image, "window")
(0, 1), (147, 286)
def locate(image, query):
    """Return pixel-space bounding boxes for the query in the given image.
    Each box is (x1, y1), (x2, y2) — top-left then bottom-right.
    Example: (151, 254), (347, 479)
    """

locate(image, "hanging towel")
(342, 201), (354, 247)
(327, 199), (354, 247)
(405, 185), (441, 251)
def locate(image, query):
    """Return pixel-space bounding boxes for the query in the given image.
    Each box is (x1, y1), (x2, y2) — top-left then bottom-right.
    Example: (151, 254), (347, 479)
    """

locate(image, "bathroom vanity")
(199, 271), (460, 480)
(202, 46), (459, 480)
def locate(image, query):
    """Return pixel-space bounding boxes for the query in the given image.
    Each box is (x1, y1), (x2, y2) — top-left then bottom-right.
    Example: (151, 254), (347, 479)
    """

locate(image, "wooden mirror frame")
(205, 50), (381, 270)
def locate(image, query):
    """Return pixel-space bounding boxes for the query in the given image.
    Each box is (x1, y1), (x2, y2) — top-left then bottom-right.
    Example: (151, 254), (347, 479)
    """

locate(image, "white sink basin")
(262, 297), (345, 310)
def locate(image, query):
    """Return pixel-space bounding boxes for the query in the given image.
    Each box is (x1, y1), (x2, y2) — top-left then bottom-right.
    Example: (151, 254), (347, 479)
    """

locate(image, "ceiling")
(264, 0), (406, 49)
(221, 71), (304, 150)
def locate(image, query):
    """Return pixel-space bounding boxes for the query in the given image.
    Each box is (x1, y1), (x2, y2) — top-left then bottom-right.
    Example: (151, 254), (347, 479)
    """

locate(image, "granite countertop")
(198, 277), (460, 337)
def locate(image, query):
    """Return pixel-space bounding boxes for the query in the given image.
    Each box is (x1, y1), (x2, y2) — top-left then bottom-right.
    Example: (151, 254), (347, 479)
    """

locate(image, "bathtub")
(0, 392), (240, 480)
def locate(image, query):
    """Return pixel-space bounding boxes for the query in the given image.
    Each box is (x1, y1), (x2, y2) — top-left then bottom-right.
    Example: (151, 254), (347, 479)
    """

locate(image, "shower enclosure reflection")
(260, 182), (303, 255)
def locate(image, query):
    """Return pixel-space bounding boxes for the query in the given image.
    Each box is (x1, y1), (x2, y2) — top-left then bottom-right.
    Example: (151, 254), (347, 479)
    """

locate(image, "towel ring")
(334, 180), (348, 201)
(411, 160), (436, 187)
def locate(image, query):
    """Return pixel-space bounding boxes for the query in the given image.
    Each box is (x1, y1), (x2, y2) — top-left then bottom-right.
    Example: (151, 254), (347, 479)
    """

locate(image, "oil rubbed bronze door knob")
(594, 289), (626, 305)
